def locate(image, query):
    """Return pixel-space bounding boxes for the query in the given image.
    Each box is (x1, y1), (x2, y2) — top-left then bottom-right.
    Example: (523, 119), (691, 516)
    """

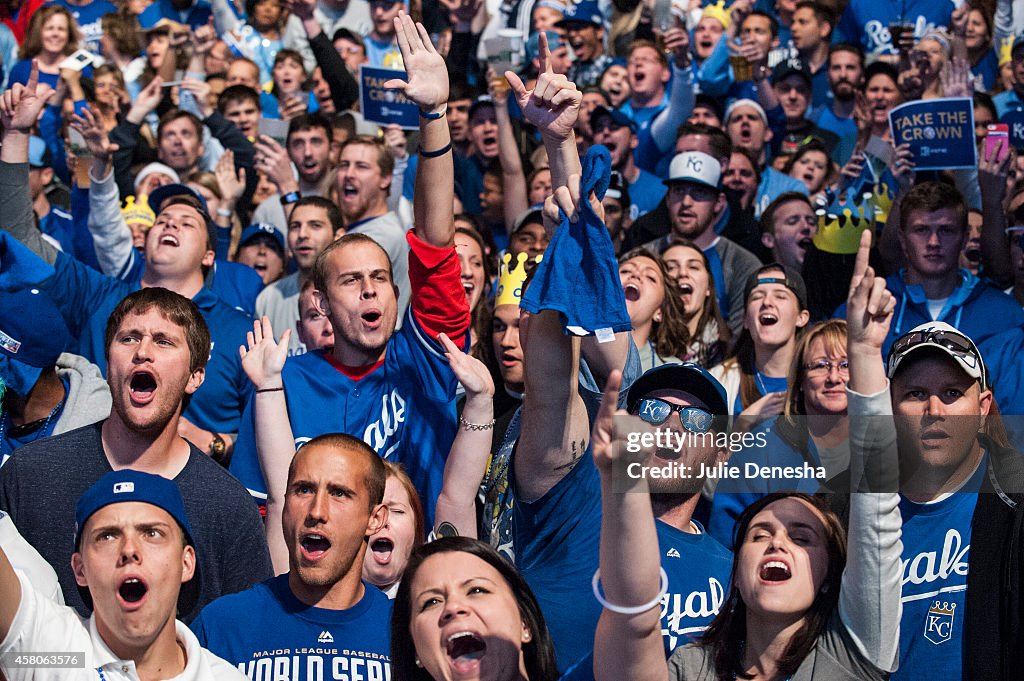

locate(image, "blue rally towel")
(520, 145), (631, 336)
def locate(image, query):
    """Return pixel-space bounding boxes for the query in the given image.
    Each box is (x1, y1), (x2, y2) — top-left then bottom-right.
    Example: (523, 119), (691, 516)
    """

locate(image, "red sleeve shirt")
(407, 230), (471, 347)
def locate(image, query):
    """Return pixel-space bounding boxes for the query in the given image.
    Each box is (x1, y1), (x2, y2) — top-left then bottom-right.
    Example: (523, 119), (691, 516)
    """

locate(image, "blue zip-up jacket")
(834, 269), (1024, 357)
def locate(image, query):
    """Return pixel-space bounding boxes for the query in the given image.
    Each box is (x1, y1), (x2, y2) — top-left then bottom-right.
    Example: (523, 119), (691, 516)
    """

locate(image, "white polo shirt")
(0, 573), (245, 680)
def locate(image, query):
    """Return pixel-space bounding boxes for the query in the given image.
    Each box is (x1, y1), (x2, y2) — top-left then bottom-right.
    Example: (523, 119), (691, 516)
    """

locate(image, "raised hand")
(382, 123), (408, 161)
(846, 230), (895, 352)
(181, 78), (213, 117)
(253, 134), (295, 190)
(70, 107), (118, 161)
(940, 56), (973, 98)
(591, 370), (658, 481)
(382, 12), (449, 114)
(890, 142), (915, 189)
(660, 25), (691, 68)
(239, 317), (290, 390)
(439, 332), (493, 400)
(279, 94), (308, 121)
(542, 173), (604, 233)
(192, 17), (217, 55)
(215, 149), (246, 203)
(284, 0), (316, 20)
(127, 76), (164, 124)
(506, 32), (581, 141)
(0, 61), (56, 133)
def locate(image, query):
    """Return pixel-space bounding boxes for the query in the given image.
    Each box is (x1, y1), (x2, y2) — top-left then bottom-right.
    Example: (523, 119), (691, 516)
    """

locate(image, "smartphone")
(986, 123), (1010, 163)
(59, 49), (94, 72)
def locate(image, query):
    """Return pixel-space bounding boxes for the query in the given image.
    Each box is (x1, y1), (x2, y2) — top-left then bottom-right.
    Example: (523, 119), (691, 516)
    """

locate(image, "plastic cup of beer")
(731, 55), (753, 81)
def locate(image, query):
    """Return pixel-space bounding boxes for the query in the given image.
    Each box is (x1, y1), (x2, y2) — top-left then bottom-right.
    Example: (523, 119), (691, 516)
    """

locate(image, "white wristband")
(592, 567), (669, 615)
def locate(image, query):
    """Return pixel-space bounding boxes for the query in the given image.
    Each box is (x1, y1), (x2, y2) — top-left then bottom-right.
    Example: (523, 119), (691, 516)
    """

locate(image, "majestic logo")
(924, 601), (956, 645)
(317, 631), (334, 644)
(666, 548), (681, 558)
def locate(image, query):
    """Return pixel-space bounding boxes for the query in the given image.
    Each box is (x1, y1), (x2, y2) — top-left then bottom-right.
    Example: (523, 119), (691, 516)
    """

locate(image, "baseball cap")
(28, 136), (50, 169)
(556, 0), (603, 27)
(148, 183), (208, 214)
(886, 322), (988, 390)
(663, 151), (722, 189)
(772, 57), (812, 86)
(693, 93), (724, 122)
(238, 223), (285, 256)
(468, 95), (496, 121)
(591, 105), (637, 133)
(0, 288), (68, 368)
(511, 205), (545, 234)
(743, 263), (808, 310)
(724, 98), (768, 126)
(626, 363), (729, 417)
(74, 470), (199, 614)
(133, 162), (181, 193)
(527, 30), (568, 63)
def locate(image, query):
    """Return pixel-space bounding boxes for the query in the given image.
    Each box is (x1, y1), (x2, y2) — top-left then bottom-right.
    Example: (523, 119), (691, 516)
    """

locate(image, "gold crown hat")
(122, 195), (156, 229)
(812, 191), (879, 255)
(495, 252), (543, 307)
(701, 0), (731, 30)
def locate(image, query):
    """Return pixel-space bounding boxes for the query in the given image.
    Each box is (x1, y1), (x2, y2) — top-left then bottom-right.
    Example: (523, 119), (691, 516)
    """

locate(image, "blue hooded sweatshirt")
(834, 269), (1024, 357)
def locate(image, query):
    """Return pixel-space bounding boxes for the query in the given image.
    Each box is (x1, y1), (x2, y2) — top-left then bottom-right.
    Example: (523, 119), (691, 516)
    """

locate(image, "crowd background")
(0, 0), (1023, 678)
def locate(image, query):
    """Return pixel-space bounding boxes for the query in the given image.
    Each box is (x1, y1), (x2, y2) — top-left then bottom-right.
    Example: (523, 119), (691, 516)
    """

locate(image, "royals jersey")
(35, 251), (253, 435)
(893, 458), (985, 681)
(192, 575), (392, 681)
(230, 232), (470, 524)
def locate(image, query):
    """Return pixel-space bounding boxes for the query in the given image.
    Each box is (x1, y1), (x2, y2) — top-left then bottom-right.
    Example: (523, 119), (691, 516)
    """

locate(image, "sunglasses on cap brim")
(888, 328), (987, 388)
(635, 397), (714, 433)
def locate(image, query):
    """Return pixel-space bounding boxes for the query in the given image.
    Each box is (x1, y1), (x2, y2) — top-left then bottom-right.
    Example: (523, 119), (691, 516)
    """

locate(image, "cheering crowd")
(1, 0), (1024, 678)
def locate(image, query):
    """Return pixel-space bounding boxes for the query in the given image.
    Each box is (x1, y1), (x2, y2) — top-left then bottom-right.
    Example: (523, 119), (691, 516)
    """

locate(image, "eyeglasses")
(636, 398), (714, 433)
(668, 183), (718, 202)
(804, 359), (850, 376)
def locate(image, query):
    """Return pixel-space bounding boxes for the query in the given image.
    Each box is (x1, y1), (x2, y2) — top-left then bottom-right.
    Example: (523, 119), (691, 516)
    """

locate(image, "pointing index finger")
(539, 30), (551, 75)
(850, 229), (872, 292)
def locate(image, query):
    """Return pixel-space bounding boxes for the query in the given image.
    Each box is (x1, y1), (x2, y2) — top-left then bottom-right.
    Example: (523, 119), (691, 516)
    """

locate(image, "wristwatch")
(208, 434), (227, 462)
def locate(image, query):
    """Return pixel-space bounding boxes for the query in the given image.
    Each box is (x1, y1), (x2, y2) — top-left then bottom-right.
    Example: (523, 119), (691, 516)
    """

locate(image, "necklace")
(754, 370), (769, 396)
(0, 400), (63, 454)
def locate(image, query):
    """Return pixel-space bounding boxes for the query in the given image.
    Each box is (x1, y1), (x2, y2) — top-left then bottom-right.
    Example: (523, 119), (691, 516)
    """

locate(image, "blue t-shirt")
(137, 0), (212, 30)
(704, 242), (728, 322)
(754, 168), (808, 219)
(192, 574), (392, 679)
(621, 94), (669, 174)
(893, 457), (986, 681)
(38, 205), (76, 261)
(835, 0), (954, 61)
(513, 449), (735, 667)
(52, 0), (117, 54)
(628, 167), (667, 221)
(364, 34), (403, 69)
(8, 60), (91, 90)
(655, 519), (732, 654)
(810, 105), (858, 167)
(38, 252), (253, 435)
(732, 373), (788, 416)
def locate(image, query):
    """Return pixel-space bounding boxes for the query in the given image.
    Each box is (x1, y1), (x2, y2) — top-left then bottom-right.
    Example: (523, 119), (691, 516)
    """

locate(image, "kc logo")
(924, 600), (956, 645)
(686, 156), (703, 173)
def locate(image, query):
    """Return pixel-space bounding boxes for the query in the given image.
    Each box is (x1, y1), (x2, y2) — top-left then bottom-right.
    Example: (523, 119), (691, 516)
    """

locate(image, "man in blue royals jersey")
(192, 433), (393, 680)
(0, 69), (251, 463)
(229, 11), (471, 524)
(843, 313), (1024, 681)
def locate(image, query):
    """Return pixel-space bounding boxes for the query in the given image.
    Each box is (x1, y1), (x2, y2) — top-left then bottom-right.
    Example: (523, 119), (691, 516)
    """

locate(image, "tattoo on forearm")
(554, 439), (589, 472)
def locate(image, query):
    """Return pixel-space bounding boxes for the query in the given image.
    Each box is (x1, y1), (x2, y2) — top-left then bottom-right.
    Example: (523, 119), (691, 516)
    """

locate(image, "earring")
(415, 658), (423, 668)
(523, 630), (532, 642)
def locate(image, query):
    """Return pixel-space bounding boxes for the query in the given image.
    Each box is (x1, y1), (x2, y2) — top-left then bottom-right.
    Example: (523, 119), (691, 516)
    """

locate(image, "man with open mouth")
(0, 469), (246, 680)
(230, 12), (471, 529)
(0, 288), (271, 623)
(192, 434), (393, 680)
(0, 76), (259, 463)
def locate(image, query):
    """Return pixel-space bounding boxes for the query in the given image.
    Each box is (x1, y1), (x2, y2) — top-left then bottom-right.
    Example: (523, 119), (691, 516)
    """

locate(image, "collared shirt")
(0, 572), (244, 680)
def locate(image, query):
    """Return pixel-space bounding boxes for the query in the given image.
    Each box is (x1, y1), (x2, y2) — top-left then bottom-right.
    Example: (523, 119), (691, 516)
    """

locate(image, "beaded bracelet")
(459, 415), (495, 431)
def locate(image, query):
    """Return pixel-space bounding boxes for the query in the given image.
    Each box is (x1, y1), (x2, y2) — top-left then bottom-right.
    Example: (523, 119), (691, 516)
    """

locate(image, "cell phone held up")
(985, 124), (1010, 164)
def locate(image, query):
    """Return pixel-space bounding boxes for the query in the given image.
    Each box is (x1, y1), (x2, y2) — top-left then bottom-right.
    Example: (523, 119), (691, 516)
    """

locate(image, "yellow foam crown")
(122, 195), (155, 228)
(812, 185), (893, 255)
(701, 0), (731, 30)
(495, 252), (542, 307)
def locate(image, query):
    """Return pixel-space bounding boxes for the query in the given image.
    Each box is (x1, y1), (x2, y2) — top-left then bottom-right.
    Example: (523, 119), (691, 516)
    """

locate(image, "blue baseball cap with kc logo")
(664, 151), (721, 190)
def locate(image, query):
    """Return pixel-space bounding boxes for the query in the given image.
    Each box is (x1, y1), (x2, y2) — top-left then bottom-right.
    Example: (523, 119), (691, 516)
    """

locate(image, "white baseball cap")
(886, 321), (988, 390)
(664, 151), (721, 190)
